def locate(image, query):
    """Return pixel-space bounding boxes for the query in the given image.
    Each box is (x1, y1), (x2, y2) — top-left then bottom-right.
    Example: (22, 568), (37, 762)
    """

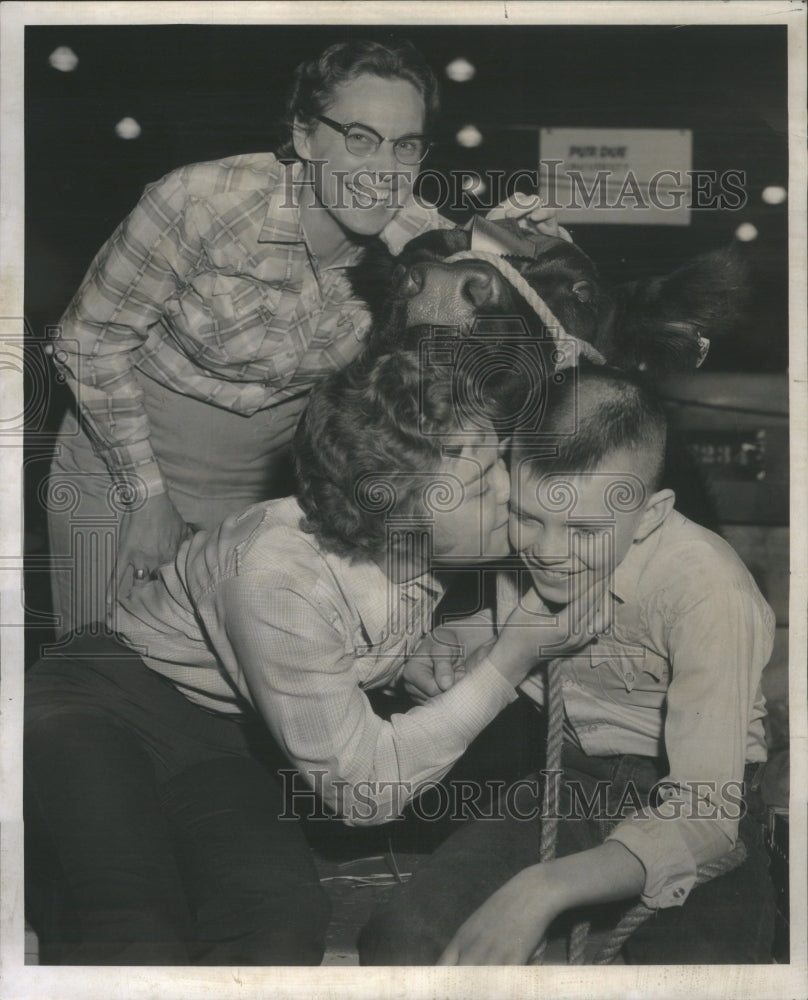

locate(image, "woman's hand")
(487, 194), (573, 243)
(402, 627), (465, 703)
(487, 584), (612, 687)
(112, 492), (190, 601)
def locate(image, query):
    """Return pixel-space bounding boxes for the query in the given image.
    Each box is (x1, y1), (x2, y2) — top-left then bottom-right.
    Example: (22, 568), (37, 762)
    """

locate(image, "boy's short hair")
(295, 351), (497, 560)
(513, 363), (668, 490)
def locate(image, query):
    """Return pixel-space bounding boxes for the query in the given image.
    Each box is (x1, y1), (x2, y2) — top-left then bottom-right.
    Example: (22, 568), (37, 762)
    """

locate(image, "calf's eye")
(572, 280), (594, 304)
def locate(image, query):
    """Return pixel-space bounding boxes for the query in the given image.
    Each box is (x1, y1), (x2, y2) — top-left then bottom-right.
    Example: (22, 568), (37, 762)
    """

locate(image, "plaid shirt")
(113, 497), (517, 823)
(54, 153), (453, 495)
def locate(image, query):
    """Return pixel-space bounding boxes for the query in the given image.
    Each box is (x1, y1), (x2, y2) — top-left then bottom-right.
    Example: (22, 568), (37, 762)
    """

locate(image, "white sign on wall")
(539, 127), (693, 225)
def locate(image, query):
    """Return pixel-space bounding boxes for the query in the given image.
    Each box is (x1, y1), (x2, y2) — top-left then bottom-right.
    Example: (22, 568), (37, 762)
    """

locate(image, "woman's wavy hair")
(276, 39), (439, 160)
(294, 351), (496, 561)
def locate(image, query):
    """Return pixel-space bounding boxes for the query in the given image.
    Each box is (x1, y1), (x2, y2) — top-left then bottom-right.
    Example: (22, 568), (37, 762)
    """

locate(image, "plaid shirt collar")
(258, 159), (309, 246)
(257, 159), (365, 272)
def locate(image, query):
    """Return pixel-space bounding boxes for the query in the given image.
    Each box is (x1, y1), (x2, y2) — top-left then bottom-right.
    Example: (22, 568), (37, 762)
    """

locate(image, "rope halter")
(442, 248), (607, 371)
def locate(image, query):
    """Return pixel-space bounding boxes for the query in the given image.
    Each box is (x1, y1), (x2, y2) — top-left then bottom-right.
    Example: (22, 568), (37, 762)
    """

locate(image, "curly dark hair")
(294, 351), (498, 560)
(276, 39), (439, 160)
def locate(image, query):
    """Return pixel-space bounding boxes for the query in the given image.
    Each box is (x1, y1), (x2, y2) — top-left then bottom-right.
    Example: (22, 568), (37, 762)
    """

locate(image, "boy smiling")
(361, 363), (777, 965)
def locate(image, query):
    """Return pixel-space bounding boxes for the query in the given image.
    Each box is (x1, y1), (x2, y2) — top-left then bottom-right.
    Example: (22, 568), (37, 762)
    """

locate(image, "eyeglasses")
(315, 114), (432, 165)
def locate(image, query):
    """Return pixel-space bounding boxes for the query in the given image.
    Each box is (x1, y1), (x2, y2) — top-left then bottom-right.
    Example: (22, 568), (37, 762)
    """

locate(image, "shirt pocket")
(589, 636), (663, 695)
(351, 624), (420, 691)
(164, 271), (286, 379)
(303, 274), (370, 351)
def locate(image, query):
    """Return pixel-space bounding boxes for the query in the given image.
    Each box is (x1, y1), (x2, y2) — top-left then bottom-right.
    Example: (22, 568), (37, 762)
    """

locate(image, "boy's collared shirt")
(54, 153), (452, 496)
(113, 497), (516, 823)
(499, 510), (774, 910)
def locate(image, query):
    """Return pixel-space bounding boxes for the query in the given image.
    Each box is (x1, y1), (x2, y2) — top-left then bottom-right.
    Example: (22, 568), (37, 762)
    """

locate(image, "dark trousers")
(359, 740), (776, 965)
(24, 633), (330, 965)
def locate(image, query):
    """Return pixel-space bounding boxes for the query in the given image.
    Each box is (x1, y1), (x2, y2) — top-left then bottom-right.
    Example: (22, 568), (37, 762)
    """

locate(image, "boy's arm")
(603, 582), (774, 909)
(438, 840), (645, 965)
(440, 575), (774, 964)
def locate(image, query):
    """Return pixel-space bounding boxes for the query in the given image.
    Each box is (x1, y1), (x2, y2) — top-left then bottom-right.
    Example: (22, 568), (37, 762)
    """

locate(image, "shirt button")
(625, 672), (635, 683)
(587, 724), (598, 733)
(673, 887), (686, 899)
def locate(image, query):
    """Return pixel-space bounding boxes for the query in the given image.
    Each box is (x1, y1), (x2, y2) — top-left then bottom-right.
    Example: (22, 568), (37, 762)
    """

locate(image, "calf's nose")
(396, 259), (503, 317)
(394, 262), (426, 299)
(460, 267), (497, 308)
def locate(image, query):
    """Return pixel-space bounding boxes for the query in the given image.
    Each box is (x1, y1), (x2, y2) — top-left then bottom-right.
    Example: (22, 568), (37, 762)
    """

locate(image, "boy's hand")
(438, 865), (554, 965)
(487, 585), (612, 687)
(402, 627), (465, 703)
(438, 841), (645, 965)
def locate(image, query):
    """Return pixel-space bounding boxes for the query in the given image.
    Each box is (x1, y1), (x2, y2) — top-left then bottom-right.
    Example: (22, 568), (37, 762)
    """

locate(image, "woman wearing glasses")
(47, 39), (452, 634)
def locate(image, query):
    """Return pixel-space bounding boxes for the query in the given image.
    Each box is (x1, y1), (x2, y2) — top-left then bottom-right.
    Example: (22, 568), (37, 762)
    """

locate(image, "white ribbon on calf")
(442, 248), (606, 371)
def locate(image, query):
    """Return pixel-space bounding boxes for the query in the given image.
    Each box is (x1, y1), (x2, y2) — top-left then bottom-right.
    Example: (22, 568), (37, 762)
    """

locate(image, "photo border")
(1, 2), (805, 998)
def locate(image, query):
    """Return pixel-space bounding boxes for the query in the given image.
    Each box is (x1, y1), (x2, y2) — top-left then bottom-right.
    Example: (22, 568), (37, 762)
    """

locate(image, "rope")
(539, 660), (564, 863)
(529, 657), (750, 965)
(568, 918), (592, 965)
(442, 249), (606, 369)
(530, 658), (585, 965)
(591, 840), (748, 965)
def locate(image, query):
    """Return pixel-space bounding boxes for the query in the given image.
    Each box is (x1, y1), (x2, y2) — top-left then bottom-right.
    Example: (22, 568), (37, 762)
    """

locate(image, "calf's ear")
(606, 247), (750, 377)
